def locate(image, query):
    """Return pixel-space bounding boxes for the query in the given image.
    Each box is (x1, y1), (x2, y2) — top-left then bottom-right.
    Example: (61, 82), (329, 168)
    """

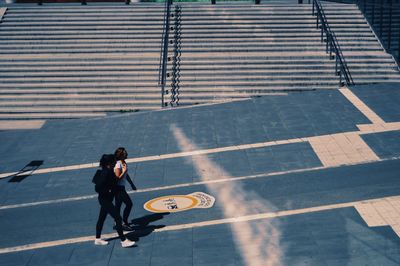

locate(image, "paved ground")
(0, 83), (399, 265)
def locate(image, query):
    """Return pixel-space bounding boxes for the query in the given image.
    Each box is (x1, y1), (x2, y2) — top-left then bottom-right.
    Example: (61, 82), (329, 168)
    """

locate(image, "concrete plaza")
(0, 83), (400, 265)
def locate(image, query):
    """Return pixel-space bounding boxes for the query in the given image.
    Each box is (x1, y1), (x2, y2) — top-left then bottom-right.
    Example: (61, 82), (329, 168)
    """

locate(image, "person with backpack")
(114, 147), (136, 231)
(93, 154), (135, 248)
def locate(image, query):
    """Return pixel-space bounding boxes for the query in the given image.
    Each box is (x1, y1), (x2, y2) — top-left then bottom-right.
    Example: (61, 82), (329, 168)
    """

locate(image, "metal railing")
(170, 5), (181, 106)
(355, 0), (400, 66)
(158, 0), (173, 107)
(312, 0), (354, 86)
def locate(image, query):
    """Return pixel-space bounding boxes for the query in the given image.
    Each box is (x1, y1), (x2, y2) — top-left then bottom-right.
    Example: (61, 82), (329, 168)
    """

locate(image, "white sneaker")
(121, 239), (135, 248)
(94, 238), (108, 246)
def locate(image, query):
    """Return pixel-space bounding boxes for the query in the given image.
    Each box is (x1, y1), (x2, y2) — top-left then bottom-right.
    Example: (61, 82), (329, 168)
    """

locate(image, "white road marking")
(0, 195), (398, 255)
(1, 154), (400, 211)
(2, 120), (400, 180)
(0, 139), (292, 179)
(339, 88), (386, 124)
(0, 165), (326, 210)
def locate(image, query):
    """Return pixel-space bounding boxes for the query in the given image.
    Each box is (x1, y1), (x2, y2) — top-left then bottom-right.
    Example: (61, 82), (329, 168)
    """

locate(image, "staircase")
(0, 4), (164, 120)
(321, 1), (400, 84)
(164, 2), (400, 107)
(165, 2), (339, 106)
(354, 0), (400, 65)
(0, 2), (399, 120)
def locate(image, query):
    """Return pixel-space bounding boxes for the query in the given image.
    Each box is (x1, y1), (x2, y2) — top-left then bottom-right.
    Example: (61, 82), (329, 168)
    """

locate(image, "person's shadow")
(5, 160), (44, 183)
(108, 213), (170, 245)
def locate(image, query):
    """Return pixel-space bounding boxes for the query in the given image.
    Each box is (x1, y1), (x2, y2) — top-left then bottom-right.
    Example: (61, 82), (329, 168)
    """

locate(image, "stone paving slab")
(362, 130), (400, 159)
(350, 83), (400, 123)
(0, 89), (368, 174)
(0, 83), (399, 265)
(0, 159), (399, 252)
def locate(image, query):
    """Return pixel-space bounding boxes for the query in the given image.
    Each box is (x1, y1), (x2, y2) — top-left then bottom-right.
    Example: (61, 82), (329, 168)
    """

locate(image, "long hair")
(114, 147), (127, 164)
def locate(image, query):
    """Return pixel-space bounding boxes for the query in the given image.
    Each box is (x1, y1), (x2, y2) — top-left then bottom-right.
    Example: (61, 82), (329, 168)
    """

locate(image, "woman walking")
(94, 154), (135, 248)
(114, 147), (136, 231)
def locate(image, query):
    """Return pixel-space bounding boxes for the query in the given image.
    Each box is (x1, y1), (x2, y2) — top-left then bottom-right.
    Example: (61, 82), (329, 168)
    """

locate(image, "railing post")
(388, 0), (393, 50)
(398, 25), (400, 64)
(211, 0), (216, 4)
(335, 52), (338, 75)
(159, 0), (172, 108)
(378, 0), (383, 39)
(363, 0), (366, 14)
(313, 1), (315, 16)
(371, 0), (375, 26)
(326, 32), (329, 54)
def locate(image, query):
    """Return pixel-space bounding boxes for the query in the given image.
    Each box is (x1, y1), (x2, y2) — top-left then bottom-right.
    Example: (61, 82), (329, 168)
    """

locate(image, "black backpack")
(92, 169), (106, 186)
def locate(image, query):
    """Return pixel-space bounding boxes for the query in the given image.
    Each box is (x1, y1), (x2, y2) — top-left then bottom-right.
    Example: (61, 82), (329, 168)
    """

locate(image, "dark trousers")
(96, 194), (126, 241)
(115, 186), (133, 224)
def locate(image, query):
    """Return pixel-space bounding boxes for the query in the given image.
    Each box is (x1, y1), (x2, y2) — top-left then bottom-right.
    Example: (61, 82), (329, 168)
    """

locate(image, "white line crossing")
(0, 195), (398, 254)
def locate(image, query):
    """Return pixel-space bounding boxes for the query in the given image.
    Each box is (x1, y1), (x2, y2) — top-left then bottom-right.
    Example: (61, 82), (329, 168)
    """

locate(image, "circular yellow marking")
(144, 195), (199, 213)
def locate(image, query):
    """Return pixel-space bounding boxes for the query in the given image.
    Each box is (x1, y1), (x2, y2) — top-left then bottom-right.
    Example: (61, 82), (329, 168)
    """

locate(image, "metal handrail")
(159, 0), (172, 107)
(356, 0), (400, 66)
(170, 5), (181, 107)
(312, 0), (355, 87)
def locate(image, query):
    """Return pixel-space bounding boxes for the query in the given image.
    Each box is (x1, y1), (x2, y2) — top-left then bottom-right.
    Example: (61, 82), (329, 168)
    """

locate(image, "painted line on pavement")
(0, 165), (325, 210)
(2, 122), (400, 180)
(1, 155), (400, 211)
(339, 88), (385, 124)
(0, 87), (393, 180)
(0, 195), (398, 254)
(0, 138), (304, 179)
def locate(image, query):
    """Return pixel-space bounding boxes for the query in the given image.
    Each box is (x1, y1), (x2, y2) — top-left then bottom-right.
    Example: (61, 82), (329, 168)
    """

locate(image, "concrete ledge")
(0, 120), (45, 130)
(0, 8), (6, 21)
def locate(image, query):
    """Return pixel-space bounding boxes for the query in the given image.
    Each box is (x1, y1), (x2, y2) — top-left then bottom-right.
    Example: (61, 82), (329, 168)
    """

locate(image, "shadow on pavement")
(5, 160), (44, 183)
(107, 213), (170, 244)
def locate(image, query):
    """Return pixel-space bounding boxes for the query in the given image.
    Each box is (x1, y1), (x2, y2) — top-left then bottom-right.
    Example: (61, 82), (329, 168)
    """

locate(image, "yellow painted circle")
(144, 195), (199, 213)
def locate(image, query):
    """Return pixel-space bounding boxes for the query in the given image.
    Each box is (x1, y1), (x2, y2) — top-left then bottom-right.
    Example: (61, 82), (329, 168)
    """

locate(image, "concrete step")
(167, 42), (382, 49)
(0, 30), (163, 36)
(0, 93), (162, 100)
(173, 47), (382, 53)
(0, 48), (161, 54)
(0, 113), (109, 119)
(173, 69), (400, 76)
(0, 71), (159, 77)
(0, 53), (161, 61)
(0, 35), (163, 40)
(0, 106), (157, 113)
(166, 79), (340, 85)
(167, 85), (338, 92)
(1, 26), (164, 31)
(177, 15), (365, 20)
(0, 99), (162, 106)
(0, 76), (159, 82)
(0, 88), (161, 94)
(0, 82), (158, 88)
